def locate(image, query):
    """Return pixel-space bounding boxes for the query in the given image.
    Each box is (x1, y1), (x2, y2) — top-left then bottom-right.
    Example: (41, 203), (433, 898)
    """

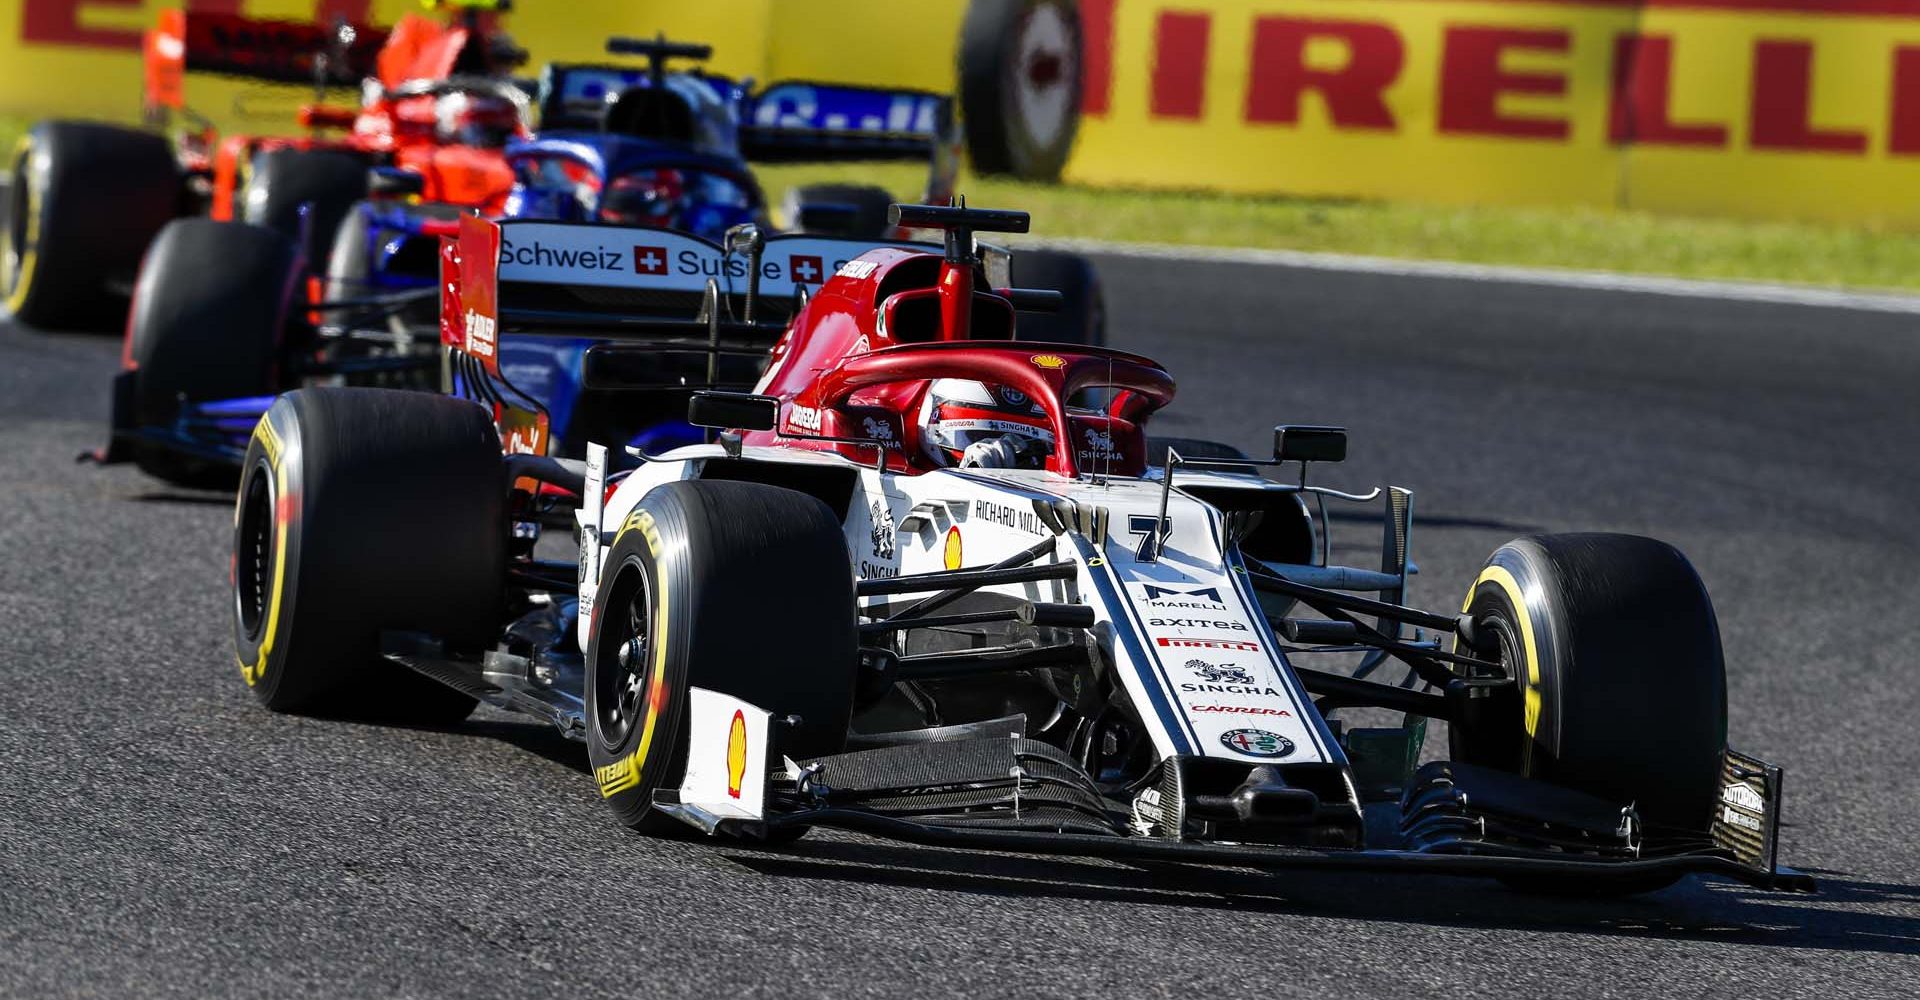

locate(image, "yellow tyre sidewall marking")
(596, 508), (670, 799)
(4, 136), (40, 315)
(1464, 564), (1544, 744)
(238, 419), (290, 688)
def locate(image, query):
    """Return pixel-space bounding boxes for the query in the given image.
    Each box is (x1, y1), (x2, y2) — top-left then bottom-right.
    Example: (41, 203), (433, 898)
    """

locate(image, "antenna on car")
(724, 223), (765, 324)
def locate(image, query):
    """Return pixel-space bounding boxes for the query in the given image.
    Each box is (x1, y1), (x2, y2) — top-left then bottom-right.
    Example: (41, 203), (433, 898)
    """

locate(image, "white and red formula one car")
(227, 203), (1808, 895)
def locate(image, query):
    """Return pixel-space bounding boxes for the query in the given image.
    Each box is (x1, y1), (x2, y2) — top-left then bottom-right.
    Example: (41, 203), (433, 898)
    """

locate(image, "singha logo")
(1084, 427), (1114, 453)
(862, 416), (896, 444)
(1186, 659), (1255, 685)
(869, 499), (895, 560)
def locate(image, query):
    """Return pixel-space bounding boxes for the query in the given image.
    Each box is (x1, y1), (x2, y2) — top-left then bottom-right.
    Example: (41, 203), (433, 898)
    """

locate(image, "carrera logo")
(1159, 638), (1260, 652)
(789, 255), (825, 284)
(1190, 704), (1293, 717)
(633, 245), (668, 275)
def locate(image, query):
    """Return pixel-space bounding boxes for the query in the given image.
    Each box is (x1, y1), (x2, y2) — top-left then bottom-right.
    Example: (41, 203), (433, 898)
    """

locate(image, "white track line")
(1023, 237), (1920, 315)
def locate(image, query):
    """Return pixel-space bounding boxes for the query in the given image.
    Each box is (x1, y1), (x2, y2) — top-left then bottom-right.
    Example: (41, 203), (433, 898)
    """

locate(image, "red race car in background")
(2, 0), (526, 330)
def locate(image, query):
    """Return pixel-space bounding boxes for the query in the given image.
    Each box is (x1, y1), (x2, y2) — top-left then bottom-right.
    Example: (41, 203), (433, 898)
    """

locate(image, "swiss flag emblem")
(632, 245), (669, 275)
(789, 255), (824, 284)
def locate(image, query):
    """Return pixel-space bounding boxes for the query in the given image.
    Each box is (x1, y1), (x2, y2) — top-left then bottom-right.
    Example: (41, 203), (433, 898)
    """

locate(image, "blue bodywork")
(331, 67), (950, 454)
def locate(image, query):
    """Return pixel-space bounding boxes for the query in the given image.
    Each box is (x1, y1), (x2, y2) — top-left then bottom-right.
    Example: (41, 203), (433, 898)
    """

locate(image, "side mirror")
(368, 166), (425, 198)
(1274, 425), (1347, 464)
(688, 391), (778, 432)
(999, 288), (1063, 313)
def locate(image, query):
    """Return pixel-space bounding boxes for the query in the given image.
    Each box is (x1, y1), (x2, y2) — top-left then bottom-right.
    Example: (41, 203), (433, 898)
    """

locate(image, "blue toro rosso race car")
(93, 36), (1104, 486)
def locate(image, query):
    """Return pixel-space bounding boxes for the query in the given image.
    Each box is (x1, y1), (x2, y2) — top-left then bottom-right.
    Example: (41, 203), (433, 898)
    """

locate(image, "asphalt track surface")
(3, 221), (1918, 997)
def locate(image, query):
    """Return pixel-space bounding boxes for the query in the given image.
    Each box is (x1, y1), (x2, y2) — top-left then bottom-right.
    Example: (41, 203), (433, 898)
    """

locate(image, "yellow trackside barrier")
(1068, 0), (1920, 225)
(4, 1), (1918, 224)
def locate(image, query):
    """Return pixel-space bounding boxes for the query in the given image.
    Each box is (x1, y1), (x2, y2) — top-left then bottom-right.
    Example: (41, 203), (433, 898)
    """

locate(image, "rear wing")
(535, 65), (957, 165)
(438, 214), (930, 454)
(741, 82), (956, 164)
(144, 10), (386, 113)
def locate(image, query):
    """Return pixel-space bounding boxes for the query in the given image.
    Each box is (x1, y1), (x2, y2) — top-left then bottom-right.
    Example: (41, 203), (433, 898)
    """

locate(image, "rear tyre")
(232, 388), (505, 722)
(586, 480), (858, 835)
(1450, 533), (1727, 895)
(959, 0), (1083, 181)
(3, 121), (177, 330)
(1010, 249), (1104, 346)
(124, 219), (299, 488)
(785, 183), (898, 240)
(242, 148), (369, 264)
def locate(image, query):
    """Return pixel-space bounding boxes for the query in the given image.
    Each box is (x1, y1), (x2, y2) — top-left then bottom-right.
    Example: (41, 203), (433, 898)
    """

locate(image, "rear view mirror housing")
(688, 391), (779, 432)
(1274, 425), (1348, 464)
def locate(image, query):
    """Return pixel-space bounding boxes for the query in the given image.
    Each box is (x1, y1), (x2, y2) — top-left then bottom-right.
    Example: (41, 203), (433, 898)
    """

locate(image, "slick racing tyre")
(784, 183), (898, 240)
(241, 147), (370, 264)
(586, 480), (858, 835)
(124, 219), (298, 488)
(232, 388), (505, 722)
(1009, 249), (1105, 346)
(1450, 533), (1727, 894)
(960, 0), (1084, 181)
(3, 121), (177, 329)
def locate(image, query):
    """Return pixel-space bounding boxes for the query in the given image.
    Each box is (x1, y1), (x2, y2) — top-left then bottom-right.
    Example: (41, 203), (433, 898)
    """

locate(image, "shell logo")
(725, 709), (747, 799)
(1030, 354), (1066, 370)
(943, 527), (963, 570)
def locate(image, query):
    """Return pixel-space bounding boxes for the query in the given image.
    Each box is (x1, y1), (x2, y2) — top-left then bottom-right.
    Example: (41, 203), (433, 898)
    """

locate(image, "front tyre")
(586, 480), (858, 834)
(233, 388), (506, 722)
(1450, 533), (1728, 894)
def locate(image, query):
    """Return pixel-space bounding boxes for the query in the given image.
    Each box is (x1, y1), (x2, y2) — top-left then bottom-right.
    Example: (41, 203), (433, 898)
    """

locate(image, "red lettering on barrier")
(1609, 34), (1728, 147)
(22, 0), (366, 50)
(1081, 0), (1115, 116)
(1439, 26), (1571, 140)
(1751, 40), (1868, 153)
(1245, 17), (1403, 129)
(23, 0), (146, 48)
(1891, 47), (1920, 154)
(1150, 11), (1211, 119)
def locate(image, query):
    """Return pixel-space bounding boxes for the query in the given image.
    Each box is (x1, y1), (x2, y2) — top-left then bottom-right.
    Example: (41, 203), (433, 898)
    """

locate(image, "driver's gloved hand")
(960, 436), (1024, 469)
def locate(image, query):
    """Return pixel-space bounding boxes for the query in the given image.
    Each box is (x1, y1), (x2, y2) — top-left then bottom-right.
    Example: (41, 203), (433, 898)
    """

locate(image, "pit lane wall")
(4, 1), (1918, 225)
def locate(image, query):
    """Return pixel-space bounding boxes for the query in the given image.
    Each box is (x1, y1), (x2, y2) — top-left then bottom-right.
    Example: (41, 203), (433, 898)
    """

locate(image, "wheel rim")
(594, 565), (654, 750)
(235, 460), (276, 642)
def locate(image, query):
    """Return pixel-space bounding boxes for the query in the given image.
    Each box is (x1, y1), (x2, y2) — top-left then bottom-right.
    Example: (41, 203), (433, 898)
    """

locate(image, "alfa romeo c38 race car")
(227, 203), (1809, 895)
